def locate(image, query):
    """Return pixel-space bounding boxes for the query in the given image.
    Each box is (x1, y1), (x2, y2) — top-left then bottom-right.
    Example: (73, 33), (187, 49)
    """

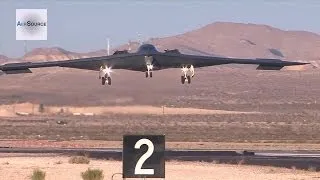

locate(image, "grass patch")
(211, 160), (220, 164)
(68, 156), (90, 164)
(81, 168), (104, 180)
(31, 169), (46, 180)
(308, 166), (317, 172)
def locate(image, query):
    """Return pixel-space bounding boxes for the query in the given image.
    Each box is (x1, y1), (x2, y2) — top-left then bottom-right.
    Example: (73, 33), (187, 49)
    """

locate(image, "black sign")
(122, 135), (165, 178)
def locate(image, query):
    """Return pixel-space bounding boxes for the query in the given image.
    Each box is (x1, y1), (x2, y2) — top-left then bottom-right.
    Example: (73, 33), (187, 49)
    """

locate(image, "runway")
(0, 147), (319, 171)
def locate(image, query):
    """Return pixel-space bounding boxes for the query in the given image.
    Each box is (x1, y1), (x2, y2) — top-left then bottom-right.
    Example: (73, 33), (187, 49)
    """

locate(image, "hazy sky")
(1, 0), (320, 57)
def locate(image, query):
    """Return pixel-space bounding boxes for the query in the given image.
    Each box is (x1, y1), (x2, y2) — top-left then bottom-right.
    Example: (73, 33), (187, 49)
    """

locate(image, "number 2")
(134, 138), (155, 175)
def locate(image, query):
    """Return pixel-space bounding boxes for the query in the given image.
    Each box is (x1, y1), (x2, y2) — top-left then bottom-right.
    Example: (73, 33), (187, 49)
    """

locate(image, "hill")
(152, 22), (320, 60)
(0, 55), (9, 64)
(0, 22), (319, 108)
(8, 22), (319, 67)
(22, 47), (84, 62)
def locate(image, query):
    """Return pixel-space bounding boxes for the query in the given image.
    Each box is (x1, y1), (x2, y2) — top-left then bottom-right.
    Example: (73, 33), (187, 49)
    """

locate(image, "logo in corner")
(16, 9), (47, 40)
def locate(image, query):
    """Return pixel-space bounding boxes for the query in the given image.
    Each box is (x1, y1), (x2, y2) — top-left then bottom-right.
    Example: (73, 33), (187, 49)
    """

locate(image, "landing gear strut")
(145, 64), (153, 78)
(102, 76), (111, 85)
(99, 65), (112, 85)
(181, 65), (195, 84)
(145, 71), (153, 78)
(145, 56), (154, 78)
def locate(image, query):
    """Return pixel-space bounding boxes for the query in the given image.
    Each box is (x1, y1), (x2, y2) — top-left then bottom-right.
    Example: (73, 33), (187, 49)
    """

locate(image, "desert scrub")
(31, 169), (46, 180)
(68, 156), (90, 164)
(308, 166), (317, 172)
(81, 168), (104, 180)
(54, 160), (63, 164)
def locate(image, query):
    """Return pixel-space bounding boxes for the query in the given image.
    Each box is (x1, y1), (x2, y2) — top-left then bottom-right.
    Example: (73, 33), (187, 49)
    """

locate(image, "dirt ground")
(1, 140), (320, 151)
(0, 113), (319, 144)
(0, 103), (260, 117)
(1, 68), (320, 111)
(0, 68), (319, 145)
(0, 156), (318, 180)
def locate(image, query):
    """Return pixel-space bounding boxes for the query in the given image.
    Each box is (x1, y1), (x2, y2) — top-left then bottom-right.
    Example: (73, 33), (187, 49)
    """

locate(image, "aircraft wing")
(153, 53), (309, 70)
(0, 51), (309, 74)
(0, 53), (143, 74)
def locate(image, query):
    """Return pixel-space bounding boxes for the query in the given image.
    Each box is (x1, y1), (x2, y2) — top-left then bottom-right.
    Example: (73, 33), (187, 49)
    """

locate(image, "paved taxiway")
(0, 147), (319, 171)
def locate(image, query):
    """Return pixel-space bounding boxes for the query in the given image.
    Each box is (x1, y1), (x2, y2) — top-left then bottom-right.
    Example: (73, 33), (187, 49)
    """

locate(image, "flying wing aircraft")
(0, 43), (309, 85)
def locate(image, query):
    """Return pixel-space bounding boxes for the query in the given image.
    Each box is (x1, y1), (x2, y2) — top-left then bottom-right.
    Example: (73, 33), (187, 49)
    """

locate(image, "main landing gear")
(145, 56), (154, 78)
(145, 64), (153, 78)
(99, 65), (112, 86)
(181, 65), (195, 84)
(101, 76), (111, 85)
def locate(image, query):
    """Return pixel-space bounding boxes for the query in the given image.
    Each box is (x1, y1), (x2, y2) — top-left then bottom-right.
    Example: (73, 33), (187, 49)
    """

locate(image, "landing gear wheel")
(107, 77), (111, 85)
(102, 77), (106, 85)
(187, 75), (191, 84)
(181, 76), (185, 84)
(145, 71), (148, 78)
(150, 72), (153, 78)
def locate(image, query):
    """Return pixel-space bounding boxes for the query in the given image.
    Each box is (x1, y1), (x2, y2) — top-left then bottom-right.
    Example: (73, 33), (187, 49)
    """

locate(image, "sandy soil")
(0, 156), (318, 180)
(1, 140), (320, 151)
(0, 112), (319, 143)
(0, 103), (259, 117)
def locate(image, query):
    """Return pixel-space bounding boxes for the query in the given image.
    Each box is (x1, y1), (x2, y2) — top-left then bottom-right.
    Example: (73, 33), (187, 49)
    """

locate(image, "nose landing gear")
(181, 65), (195, 84)
(99, 65), (112, 85)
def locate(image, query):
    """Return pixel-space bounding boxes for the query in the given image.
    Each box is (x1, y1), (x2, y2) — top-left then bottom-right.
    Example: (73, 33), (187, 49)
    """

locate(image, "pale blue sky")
(0, 0), (320, 57)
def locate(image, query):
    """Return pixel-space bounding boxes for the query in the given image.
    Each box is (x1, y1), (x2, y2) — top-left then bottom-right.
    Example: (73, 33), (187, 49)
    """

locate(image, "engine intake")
(164, 49), (181, 54)
(113, 50), (129, 55)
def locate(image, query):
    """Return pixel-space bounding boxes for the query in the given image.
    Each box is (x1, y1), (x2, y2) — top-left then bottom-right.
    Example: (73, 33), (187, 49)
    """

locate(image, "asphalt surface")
(0, 147), (319, 171)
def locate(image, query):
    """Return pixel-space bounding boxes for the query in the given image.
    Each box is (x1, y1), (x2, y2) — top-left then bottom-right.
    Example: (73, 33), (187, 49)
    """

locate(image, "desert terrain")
(0, 68), (319, 148)
(0, 22), (320, 179)
(0, 156), (318, 180)
(0, 22), (319, 149)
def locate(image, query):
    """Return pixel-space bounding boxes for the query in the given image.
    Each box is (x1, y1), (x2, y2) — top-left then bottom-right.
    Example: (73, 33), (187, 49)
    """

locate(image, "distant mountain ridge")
(22, 47), (83, 62)
(150, 22), (320, 60)
(2, 22), (320, 69)
(1, 22), (319, 107)
(0, 55), (9, 64)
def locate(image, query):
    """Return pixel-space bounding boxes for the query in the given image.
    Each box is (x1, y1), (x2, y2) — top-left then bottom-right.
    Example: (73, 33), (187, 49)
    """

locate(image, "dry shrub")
(54, 160), (63, 165)
(211, 160), (220, 164)
(237, 159), (245, 165)
(31, 169), (46, 180)
(81, 168), (104, 180)
(68, 156), (90, 164)
(308, 166), (317, 172)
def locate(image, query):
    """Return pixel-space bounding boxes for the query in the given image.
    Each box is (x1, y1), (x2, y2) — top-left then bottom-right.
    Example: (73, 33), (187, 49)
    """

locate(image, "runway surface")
(0, 147), (319, 171)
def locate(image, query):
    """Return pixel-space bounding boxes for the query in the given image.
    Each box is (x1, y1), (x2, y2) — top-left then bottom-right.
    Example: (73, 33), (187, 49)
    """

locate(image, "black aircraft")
(0, 43), (308, 85)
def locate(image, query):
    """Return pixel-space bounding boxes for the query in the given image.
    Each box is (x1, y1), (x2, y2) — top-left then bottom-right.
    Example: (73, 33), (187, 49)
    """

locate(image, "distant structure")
(137, 33), (142, 45)
(106, 38), (110, 56)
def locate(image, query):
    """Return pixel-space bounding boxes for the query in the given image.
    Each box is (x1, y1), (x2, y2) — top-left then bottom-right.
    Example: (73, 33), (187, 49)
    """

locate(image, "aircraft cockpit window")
(139, 44), (157, 52)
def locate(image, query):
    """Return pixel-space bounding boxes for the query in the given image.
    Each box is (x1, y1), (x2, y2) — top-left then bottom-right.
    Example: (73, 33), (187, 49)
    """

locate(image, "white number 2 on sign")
(134, 138), (155, 175)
